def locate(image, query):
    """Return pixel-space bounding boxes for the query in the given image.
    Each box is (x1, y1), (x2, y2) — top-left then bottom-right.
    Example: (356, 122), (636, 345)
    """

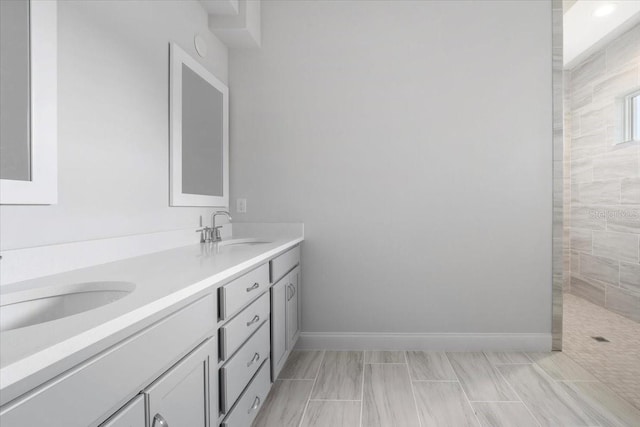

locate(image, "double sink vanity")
(0, 2), (299, 425)
(0, 227), (303, 427)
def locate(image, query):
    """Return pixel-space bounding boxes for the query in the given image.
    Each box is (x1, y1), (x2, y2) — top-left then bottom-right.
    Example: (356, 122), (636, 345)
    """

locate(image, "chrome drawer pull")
(248, 396), (261, 413)
(246, 315), (260, 327)
(153, 414), (169, 427)
(247, 352), (260, 367)
(246, 282), (260, 292)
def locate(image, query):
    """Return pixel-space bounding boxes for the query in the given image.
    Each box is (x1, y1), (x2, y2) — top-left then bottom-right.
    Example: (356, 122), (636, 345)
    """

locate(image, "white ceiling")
(564, 0), (640, 69)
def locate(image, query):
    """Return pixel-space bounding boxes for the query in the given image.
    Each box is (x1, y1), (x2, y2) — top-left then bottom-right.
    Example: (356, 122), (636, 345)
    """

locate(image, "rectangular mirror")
(170, 43), (228, 207)
(0, 0), (57, 205)
(0, 0), (31, 181)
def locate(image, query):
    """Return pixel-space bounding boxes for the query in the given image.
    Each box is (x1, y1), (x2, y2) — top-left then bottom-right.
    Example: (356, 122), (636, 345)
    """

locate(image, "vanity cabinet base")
(0, 294), (216, 427)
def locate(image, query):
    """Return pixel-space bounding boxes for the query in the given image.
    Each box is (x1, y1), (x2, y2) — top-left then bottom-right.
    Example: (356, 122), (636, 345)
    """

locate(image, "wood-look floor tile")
(364, 350), (405, 363)
(528, 352), (598, 381)
(362, 364), (420, 427)
(412, 381), (479, 427)
(498, 364), (600, 426)
(558, 381), (640, 427)
(253, 380), (314, 427)
(300, 401), (360, 427)
(483, 352), (532, 365)
(279, 351), (324, 379)
(446, 353), (518, 401)
(472, 402), (539, 427)
(406, 351), (457, 380)
(310, 351), (363, 400)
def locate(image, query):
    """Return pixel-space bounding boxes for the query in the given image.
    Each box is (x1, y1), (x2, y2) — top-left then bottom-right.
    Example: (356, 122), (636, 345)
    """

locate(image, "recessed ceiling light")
(593, 3), (617, 18)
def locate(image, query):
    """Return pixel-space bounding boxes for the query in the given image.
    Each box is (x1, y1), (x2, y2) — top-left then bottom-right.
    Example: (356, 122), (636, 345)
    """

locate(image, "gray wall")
(230, 0), (553, 334)
(0, 0), (227, 250)
(567, 24), (640, 322)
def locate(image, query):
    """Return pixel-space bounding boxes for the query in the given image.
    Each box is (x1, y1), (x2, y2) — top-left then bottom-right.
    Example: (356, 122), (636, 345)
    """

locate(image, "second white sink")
(217, 238), (272, 248)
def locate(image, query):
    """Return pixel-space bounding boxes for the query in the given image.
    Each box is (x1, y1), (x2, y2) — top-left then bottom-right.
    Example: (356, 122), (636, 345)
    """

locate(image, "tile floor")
(563, 292), (640, 409)
(252, 349), (640, 427)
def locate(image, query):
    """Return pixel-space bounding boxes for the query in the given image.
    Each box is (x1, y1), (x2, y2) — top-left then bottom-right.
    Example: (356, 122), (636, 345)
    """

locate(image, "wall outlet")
(236, 198), (247, 213)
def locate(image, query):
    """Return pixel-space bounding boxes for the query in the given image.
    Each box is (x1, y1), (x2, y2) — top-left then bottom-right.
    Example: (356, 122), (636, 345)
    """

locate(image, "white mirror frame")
(169, 42), (229, 207)
(0, 0), (57, 205)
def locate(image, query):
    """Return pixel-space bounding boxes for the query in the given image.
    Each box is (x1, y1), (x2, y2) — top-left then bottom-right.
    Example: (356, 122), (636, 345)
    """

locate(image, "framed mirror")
(169, 42), (229, 207)
(0, 0), (57, 205)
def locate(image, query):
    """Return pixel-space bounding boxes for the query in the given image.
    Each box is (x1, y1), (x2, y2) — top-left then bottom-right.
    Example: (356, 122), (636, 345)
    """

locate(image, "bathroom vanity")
(0, 230), (303, 427)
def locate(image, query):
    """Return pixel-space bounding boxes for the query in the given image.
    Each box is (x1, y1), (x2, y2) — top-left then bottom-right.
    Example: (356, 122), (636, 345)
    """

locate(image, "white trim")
(169, 42), (229, 207)
(1, 0), (57, 205)
(295, 332), (551, 352)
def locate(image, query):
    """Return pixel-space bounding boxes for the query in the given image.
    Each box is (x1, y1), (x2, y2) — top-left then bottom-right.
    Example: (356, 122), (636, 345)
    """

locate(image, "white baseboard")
(296, 332), (551, 352)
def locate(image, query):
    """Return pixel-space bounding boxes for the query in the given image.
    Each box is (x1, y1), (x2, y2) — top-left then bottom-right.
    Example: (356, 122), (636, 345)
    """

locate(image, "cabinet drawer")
(0, 294), (216, 427)
(219, 292), (270, 360)
(220, 321), (270, 413)
(270, 246), (300, 283)
(220, 264), (269, 320)
(221, 360), (271, 427)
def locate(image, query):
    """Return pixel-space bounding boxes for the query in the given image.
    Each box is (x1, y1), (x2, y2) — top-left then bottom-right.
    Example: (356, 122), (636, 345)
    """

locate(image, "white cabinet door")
(270, 278), (287, 380)
(145, 338), (216, 427)
(286, 266), (300, 348)
(100, 395), (145, 427)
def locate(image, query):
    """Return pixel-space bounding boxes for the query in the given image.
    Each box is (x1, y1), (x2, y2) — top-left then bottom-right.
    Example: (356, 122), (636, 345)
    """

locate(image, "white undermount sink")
(0, 281), (136, 332)
(216, 238), (272, 247)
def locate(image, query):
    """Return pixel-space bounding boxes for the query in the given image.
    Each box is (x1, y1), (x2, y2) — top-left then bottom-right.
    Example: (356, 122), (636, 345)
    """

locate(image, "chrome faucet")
(210, 210), (232, 242)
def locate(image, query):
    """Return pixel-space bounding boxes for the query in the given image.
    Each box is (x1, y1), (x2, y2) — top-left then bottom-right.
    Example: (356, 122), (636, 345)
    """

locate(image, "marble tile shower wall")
(567, 24), (640, 323)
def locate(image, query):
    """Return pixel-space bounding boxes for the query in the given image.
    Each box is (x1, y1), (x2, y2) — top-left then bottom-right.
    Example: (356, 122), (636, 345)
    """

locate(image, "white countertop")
(0, 224), (303, 406)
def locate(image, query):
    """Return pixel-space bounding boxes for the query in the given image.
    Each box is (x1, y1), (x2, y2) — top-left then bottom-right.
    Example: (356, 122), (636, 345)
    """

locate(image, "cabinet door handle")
(246, 315), (260, 327)
(248, 396), (261, 414)
(287, 284), (295, 301)
(153, 414), (169, 427)
(246, 282), (260, 292)
(247, 352), (260, 367)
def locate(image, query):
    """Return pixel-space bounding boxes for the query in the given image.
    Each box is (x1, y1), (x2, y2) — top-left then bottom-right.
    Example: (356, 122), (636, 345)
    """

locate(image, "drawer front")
(221, 360), (271, 427)
(220, 292), (270, 360)
(220, 264), (269, 319)
(220, 321), (270, 413)
(0, 294), (216, 427)
(270, 246), (300, 283)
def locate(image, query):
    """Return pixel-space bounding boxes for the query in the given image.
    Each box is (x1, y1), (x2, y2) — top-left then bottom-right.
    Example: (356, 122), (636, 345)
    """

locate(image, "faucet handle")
(196, 226), (211, 243)
(213, 225), (223, 241)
